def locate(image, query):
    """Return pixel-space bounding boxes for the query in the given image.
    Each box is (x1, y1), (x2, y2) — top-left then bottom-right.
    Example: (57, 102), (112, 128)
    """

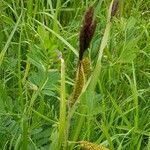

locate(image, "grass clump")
(0, 0), (150, 150)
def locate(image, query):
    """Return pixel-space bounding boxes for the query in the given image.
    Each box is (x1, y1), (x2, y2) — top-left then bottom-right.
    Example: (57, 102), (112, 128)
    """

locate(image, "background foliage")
(0, 0), (150, 150)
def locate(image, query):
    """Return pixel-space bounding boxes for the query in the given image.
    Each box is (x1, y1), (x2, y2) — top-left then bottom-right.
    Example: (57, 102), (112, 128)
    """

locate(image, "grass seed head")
(79, 6), (96, 60)
(70, 62), (85, 106)
(81, 57), (91, 78)
(80, 141), (110, 150)
(111, 0), (119, 19)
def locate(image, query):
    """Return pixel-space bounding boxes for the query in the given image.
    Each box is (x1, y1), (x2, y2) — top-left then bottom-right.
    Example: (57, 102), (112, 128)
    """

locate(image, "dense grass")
(0, 0), (150, 150)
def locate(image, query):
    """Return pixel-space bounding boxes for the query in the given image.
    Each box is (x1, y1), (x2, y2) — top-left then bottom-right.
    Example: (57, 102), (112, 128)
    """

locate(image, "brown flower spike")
(79, 7), (96, 60)
(111, 0), (119, 19)
(70, 7), (96, 106)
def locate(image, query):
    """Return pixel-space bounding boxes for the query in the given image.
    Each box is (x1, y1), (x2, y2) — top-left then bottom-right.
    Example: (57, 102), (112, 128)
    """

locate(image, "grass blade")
(0, 12), (22, 66)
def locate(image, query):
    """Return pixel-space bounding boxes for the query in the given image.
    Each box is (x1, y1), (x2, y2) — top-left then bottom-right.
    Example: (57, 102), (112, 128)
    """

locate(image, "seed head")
(79, 7), (96, 60)
(111, 0), (119, 19)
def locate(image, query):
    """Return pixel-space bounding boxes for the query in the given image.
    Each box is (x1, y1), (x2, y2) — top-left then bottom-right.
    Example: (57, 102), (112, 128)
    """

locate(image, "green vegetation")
(0, 0), (150, 150)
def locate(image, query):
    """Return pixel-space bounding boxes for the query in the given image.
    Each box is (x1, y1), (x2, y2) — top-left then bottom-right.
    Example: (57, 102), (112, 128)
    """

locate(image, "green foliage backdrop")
(0, 0), (150, 150)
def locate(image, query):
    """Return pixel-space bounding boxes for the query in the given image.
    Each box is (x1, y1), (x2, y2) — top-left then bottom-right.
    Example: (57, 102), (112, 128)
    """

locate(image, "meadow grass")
(0, 0), (150, 150)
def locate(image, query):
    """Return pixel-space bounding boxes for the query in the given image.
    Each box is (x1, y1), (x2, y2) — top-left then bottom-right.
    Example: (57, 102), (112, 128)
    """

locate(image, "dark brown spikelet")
(79, 7), (96, 60)
(111, 0), (119, 19)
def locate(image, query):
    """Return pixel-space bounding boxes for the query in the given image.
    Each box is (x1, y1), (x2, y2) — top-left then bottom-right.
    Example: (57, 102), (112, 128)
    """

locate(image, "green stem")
(58, 58), (66, 150)
(69, 107), (86, 150)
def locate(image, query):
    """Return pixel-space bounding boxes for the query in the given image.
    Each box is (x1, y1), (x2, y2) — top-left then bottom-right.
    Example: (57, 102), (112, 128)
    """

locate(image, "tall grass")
(0, 0), (150, 150)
